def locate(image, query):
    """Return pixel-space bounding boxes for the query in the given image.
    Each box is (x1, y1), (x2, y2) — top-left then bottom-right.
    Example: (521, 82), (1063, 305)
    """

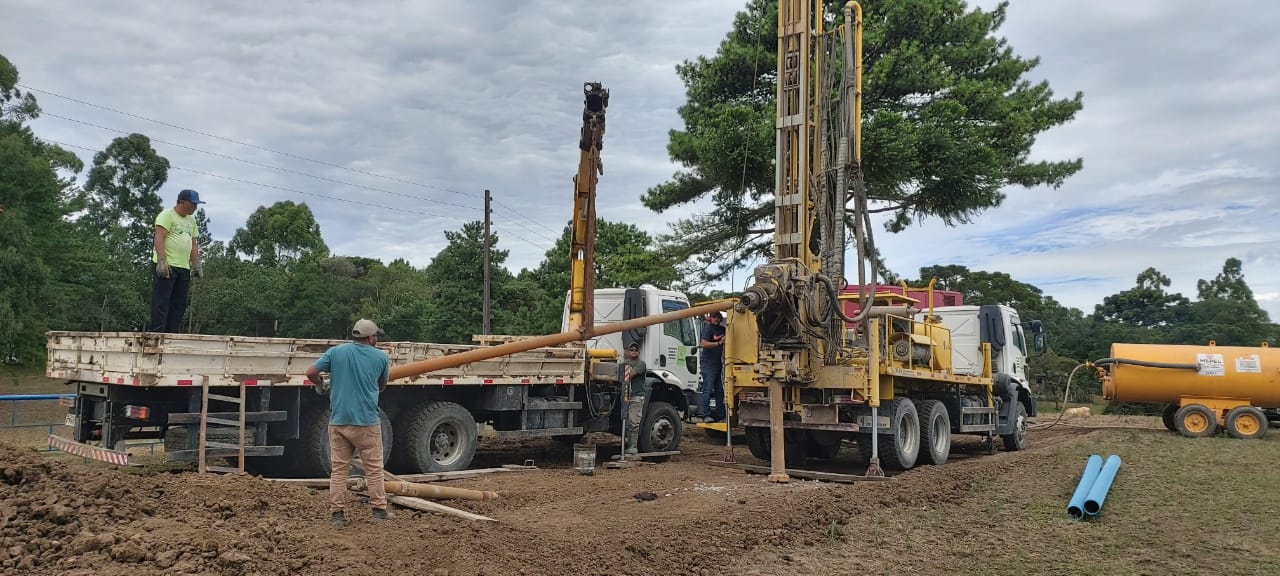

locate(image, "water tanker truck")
(1096, 342), (1278, 439)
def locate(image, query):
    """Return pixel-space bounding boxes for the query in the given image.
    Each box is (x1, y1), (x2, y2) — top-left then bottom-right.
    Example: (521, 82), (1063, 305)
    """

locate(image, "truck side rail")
(47, 331), (589, 388)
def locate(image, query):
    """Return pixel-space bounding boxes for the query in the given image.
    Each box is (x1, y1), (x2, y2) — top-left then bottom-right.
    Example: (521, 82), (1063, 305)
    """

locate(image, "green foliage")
(81, 134), (170, 267)
(649, 0), (1084, 281)
(229, 200), (328, 267)
(421, 221), (513, 343)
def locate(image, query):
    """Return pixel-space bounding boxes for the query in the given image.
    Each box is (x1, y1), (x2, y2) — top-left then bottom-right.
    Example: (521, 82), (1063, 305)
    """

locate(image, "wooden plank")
(388, 495), (496, 522)
(206, 393), (243, 404)
(491, 427), (583, 440)
(168, 411), (289, 424)
(706, 460), (894, 483)
(168, 446), (284, 460)
(609, 450), (681, 460)
(266, 465), (538, 486)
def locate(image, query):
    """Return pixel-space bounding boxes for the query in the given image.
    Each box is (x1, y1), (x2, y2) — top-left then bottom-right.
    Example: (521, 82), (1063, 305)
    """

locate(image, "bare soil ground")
(2, 416), (1277, 576)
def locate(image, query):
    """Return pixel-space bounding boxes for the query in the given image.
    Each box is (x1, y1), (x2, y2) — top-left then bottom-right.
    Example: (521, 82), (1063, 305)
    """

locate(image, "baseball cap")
(351, 319), (384, 338)
(626, 342), (640, 351)
(177, 189), (206, 204)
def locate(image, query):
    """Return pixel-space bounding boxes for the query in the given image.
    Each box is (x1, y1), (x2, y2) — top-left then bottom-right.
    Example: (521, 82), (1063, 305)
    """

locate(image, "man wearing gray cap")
(306, 319), (392, 527)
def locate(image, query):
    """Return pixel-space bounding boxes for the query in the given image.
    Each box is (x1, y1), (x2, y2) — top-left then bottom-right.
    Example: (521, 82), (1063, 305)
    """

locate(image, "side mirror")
(1029, 320), (1044, 334)
(1033, 332), (1046, 353)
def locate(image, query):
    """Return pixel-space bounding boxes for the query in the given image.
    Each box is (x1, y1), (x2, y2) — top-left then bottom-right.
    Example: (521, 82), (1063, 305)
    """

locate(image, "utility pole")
(482, 189), (492, 335)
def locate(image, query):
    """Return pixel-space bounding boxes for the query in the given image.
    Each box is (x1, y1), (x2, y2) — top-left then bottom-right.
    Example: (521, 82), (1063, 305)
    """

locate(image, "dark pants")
(699, 359), (724, 420)
(149, 266), (191, 333)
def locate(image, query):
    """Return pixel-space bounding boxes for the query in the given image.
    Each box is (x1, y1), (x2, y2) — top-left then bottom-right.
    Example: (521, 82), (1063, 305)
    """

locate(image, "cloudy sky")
(4, 1), (1278, 320)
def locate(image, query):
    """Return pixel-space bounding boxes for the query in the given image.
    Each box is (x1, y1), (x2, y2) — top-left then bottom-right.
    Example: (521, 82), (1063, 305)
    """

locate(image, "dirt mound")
(0, 443), (328, 576)
(0, 425), (1097, 576)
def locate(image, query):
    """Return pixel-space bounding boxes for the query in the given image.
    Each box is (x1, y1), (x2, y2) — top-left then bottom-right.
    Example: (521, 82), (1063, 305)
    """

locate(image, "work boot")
(372, 508), (394, 522)
(331, 511), (348, 529)
(625, 442), (639, 456)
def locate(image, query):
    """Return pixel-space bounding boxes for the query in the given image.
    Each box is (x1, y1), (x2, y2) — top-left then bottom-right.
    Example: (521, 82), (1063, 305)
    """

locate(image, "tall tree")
(81, 134), (170, 266)
(422, 221), (514, 343)
(1094, 267), (1189, 328)
(229, 200), (328, 267)
(0, 54), (88, 361)
(647, 0), (1083, 281)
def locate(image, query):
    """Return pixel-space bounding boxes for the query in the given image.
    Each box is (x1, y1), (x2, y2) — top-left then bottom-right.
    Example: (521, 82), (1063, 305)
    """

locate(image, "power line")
(48, 139), (472, 222)
(22, 83), (568, 241)
(48, 139), (561, 252)
(41, 111), (481, 214)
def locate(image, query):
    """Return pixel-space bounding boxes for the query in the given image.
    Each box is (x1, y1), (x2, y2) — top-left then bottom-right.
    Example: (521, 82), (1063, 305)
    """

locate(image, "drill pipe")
(388, 300), (736, 381)
(347, 477), (500, 502)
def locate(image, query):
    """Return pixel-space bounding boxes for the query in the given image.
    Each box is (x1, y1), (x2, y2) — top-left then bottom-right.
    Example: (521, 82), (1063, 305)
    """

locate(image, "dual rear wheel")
(1169, 403), (1268, 439)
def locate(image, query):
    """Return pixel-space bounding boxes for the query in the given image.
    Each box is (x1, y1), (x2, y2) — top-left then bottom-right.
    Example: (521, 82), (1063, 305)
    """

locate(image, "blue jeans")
(699, 360), (724, 420)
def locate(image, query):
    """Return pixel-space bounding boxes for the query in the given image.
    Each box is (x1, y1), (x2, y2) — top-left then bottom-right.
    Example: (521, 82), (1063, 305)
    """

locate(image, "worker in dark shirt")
(698, 312), (726, 422)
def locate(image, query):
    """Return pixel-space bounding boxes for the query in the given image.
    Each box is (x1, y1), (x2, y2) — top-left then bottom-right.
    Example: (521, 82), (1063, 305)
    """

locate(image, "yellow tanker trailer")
(1097, 342), (1279, 439)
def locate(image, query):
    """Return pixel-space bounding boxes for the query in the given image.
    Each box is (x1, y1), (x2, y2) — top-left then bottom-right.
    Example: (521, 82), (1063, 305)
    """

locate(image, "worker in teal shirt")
(306, 319), (392, 528)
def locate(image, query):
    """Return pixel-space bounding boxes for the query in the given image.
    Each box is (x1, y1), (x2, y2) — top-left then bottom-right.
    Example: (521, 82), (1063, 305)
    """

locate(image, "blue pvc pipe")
(1084, 455), (1122, 516)
(1066, 454), (1103, 520)
(0, 394), (76, 401)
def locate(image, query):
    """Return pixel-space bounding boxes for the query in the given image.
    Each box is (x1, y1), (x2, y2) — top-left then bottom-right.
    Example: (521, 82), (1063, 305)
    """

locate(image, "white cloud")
(4, 0), (1279, 323)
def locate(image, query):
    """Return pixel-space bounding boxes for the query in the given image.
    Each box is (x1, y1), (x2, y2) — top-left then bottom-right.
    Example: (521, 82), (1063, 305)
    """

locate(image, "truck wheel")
(918, 400), (951, 465)
(1225, 407), (1268, 440)
(743, 426), (808, 466)
(291, 406), (393, 478)
(878, 398), (920, 470)
(745, 427), (771, 461)
(1174, 404), (1217, 438)
(638, 401), (682, 458)
(1161, 403), (1179, 432)
(807, 430), (843, 460)
(396, 401), (478, 473)
(1001, 402), (1029, 452)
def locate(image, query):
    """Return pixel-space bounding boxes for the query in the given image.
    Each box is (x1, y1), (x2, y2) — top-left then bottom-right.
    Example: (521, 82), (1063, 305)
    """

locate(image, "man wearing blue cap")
(149, 189), (205, 333)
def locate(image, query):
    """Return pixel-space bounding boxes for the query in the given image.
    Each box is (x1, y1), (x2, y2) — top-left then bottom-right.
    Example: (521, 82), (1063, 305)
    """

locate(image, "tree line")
(4, 0), (1274, 393)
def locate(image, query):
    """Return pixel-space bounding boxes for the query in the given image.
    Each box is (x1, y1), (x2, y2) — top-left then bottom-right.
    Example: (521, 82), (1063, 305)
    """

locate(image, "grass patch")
(744, 428), (1280, 575)
(0, 365), (69, 395)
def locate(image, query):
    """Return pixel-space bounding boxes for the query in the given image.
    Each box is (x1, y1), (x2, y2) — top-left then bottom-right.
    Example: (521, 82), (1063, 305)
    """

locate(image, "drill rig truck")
(718, 0), (1045, 479)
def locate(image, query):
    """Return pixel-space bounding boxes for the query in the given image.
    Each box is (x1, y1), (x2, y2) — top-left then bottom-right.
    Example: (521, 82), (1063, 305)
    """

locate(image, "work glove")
(155, 258), (171, 279)
(313, 376), (330, 396)
(193, 261), (204, 278)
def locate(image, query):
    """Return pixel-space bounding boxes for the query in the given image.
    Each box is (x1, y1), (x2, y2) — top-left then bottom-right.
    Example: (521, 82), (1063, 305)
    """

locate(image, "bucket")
(573, 443), (596, 476)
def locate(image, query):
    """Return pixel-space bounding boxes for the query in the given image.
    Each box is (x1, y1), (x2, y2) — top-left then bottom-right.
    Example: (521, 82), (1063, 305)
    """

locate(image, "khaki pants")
(625, 396), (645, 450)
(329, 424), (387, 511)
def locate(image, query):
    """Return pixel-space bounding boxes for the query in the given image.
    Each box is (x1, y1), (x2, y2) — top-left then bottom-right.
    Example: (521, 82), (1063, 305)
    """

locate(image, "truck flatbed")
(46, 331), (588, 388)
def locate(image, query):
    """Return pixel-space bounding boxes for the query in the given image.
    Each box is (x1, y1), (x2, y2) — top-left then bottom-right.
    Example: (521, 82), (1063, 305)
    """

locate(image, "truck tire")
(742, 426), (807, 466)
(878, 398), (920, 470)
(638, 401), (682, 458)
(807, 430), (843, 460)
(1001, 401), (1029, 452)
(1225, 406), (1268, 440)
(918, 399), (951, 465)
(1174, 404), (1217, 438)
(1161, 403), (1179, 432)
(745, 427), (771, 461)
(396, 401), (478, 473)
(290, 406), (393, 478)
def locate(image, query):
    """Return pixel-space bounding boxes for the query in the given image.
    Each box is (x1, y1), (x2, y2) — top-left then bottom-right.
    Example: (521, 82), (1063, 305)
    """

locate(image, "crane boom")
(565, 82), (610, 334)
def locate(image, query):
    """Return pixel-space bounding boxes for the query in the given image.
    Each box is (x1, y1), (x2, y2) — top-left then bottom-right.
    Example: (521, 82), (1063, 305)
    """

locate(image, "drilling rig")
(728, 0), (1043, 481)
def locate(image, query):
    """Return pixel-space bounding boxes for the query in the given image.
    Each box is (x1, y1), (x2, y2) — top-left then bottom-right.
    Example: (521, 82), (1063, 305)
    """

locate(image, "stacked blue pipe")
(1066, 454), (1122, 520)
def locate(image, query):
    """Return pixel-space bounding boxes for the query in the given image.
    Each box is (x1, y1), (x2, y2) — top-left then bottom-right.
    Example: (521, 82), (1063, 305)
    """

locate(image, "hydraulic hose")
(1092, 357), (1198, 370)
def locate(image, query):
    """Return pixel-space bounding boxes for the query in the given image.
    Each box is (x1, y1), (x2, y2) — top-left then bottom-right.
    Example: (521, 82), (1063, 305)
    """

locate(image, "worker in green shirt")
(149, 189), (205, 333)
(622, 342), (648, 455)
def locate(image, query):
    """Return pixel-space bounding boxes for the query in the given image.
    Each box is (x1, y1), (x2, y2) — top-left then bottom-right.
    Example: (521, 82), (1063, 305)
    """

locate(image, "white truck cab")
(566, 285), (702, 412)
(920, 304), (1045, 415)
